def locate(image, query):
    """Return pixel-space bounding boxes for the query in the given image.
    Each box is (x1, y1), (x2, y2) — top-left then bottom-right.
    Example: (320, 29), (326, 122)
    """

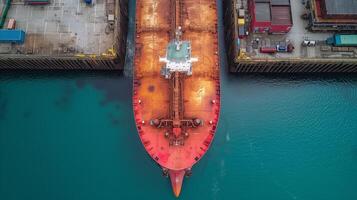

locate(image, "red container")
(260, 47), (277, 53)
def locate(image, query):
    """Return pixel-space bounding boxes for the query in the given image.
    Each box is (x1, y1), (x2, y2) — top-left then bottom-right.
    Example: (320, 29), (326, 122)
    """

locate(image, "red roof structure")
(249, 0), (293, 34)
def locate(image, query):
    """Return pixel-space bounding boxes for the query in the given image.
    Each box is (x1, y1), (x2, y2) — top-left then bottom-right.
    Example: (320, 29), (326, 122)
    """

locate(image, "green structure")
(0, 0), (11, 29)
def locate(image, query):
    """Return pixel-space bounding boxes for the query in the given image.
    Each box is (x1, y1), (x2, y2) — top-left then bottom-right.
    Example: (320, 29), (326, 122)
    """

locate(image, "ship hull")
(133, 0), (220, 196)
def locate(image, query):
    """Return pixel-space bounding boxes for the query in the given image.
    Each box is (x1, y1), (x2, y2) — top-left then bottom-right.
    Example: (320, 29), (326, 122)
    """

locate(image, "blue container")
(0, 29), (26, 44)
(84, 0), (92, 4)
(236, 38), (240, 47)
(334, 34), (357, 47)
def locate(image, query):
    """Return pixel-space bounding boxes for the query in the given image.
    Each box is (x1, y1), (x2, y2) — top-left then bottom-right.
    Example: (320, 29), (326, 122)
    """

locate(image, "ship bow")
(169, 170), (186, 197)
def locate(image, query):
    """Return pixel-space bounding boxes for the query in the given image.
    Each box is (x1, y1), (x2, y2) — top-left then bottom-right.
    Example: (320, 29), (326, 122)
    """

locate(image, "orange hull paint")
(133, 0), (220, 196)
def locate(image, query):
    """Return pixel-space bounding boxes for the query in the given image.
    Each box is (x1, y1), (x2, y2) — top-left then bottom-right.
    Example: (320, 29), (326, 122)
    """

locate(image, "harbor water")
(1, 0), (357, 199)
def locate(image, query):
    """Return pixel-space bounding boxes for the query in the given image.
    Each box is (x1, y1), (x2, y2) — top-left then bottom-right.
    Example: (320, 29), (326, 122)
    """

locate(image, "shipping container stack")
(234, 0), (249, 60)
(236, 0), (246, 38)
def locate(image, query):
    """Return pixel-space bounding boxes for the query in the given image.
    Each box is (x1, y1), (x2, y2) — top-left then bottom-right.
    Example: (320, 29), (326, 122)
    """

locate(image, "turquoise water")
(1, 72), (357, 200)
(1, 0), (357, 199)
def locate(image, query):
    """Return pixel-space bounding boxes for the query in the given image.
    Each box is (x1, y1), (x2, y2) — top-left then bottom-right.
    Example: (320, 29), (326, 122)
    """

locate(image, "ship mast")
(152, 27), (199, 146)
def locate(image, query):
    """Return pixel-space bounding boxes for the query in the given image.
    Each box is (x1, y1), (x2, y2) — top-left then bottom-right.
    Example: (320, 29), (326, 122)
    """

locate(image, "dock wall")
(230, 59), (357, 73)
(0, 0), (128, 70)
(222, 0), (357, 73)
(223, 0), (239, 70)
(115, 0), (129, 69)
(0, 56), (120, 70)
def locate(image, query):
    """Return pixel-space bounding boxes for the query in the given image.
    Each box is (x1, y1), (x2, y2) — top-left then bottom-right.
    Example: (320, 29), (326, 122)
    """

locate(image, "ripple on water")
(0, 98), (6, 121)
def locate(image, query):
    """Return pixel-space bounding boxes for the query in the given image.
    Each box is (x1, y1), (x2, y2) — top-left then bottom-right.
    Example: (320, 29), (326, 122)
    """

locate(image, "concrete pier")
(0, 0), (128, 70)
(223, 0), (357, 73)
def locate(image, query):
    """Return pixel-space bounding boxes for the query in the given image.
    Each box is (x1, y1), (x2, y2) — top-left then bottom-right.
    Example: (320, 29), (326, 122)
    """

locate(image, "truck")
(326, 34), (357, 47)
(260, 47), (277, 54)
(276, 42), (294, 53)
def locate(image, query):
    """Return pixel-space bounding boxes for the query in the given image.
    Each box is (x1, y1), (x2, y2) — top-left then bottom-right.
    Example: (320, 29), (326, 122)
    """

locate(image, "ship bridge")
(160, 28), (198, 79)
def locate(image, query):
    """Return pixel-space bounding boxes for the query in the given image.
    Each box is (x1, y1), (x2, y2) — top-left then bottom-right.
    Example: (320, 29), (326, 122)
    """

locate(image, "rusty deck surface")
(133, 0), (220, 173)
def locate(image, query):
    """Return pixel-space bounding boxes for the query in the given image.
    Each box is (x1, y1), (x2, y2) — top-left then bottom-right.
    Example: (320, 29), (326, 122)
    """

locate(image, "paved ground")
(239, 0), (357, 59)
(0, 0), (115, 56)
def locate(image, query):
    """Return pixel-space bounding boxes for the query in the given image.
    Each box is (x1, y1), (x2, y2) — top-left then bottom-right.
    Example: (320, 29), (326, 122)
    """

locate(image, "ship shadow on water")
(0, 70), (132, 105)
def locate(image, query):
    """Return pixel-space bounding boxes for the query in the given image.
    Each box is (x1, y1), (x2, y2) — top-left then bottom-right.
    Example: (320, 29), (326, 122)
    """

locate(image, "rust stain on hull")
(133, 0), (220, 196)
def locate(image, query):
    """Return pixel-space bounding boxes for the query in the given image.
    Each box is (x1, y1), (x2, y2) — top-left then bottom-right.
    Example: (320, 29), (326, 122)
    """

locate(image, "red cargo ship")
(133, 0), (220, 197)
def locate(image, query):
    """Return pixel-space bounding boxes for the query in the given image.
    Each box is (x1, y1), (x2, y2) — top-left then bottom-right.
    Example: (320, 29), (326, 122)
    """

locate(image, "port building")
(307, 0), (357, 31)
(249, 0), (293, 34)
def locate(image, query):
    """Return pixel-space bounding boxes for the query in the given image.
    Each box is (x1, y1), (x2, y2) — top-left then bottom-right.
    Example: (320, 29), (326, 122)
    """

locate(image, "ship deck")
(134, 0), (220, 170)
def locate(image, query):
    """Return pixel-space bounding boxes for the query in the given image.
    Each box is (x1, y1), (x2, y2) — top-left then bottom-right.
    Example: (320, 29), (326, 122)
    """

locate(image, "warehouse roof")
(255, 3), (271, 22)
(271, 0), (290, 5)
(323, 0), (357, 15)
(271, 6), (292, 25)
